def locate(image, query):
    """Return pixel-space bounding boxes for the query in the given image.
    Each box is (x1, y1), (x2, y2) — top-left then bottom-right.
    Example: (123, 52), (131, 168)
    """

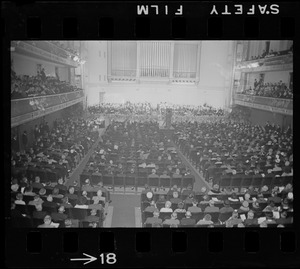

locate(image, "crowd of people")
(248, 44), (293, 61)
(174, 117), (292, 181)
(10, 101), (293, 228)
(80, 119), (195, 186)
(11, 70), (83, 99)
(10, 113), (107, 227)
(141, 183), (293, 227)
(88, 102), (225, 124)
(241, 80), (293, 99)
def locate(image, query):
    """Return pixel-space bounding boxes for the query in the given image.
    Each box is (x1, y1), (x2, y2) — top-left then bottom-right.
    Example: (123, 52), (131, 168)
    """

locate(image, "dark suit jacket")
(51, 212), (68, 221)
(180, 218), (196, 226)
(32, 211), (47, 219)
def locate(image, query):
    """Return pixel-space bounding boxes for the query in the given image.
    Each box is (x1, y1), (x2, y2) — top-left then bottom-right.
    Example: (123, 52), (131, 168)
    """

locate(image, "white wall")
(87, 41), (108, 84)
(12, 53), (70, 81)
(198, 41), (232, 89)
(84, 41), (232, 108)
(264, 71), (290, 85)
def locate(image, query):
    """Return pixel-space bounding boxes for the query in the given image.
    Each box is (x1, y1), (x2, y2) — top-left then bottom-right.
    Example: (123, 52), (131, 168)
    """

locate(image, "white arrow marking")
(70, 253), (97, 265)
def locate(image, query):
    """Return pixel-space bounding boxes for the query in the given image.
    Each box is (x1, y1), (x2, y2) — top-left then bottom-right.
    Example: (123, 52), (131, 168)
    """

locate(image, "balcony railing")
(11, 90), (84, 127)
(140, 68), (169, 78)
(236, 53), (293, 72)
(234, 93), (293, 115)
(12, 41), (78, 68)
(111, 69), (136, 77)
(173, 71), (196, 79)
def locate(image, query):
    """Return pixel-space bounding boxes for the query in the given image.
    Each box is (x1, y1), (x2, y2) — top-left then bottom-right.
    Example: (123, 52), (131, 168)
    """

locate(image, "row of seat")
(80, 174), (194, 191)
(218, 175), (293, 191)
(14, 194), (105, 208)
(14, 204), (104, 222)
(140, 191), (274, 202)
(143, 223), (293, 228)
(13, 168), (60, 183)
(11, 216), (103, 228)
(140, 200), (273, 212)
(12, 187), (108, 199)
(142, 211), (293, 225)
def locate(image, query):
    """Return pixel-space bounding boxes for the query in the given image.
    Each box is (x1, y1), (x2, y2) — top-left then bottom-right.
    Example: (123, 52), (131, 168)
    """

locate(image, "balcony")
(11, 41), (79, 68)
(233, 93), (292, 116)
(11, 90), (84, 127)
(236, 53), (293, 72)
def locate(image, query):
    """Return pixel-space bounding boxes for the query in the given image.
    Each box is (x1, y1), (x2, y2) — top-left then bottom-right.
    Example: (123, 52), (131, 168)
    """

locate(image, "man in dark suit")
(38, 215), (57, 228)
(180, 211), (196, 226)
(84, 209), (100, 223)
(144, 210), (162, 226)
(43, 195), (58, 210)
(51, 205), (68, 222)
(56, 177), (67, 192)
(32, 204), (47, 219)
(31, 176), (44, 190)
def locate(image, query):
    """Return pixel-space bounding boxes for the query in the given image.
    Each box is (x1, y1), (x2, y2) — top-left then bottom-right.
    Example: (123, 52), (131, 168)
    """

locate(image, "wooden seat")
(219, 176), (231, 189)
(11, 216), (33, 228)
(102, 175), (114, 188)
(182, 177), (194, 189)
(171, 177), (182, 189)
(159, 178), (172, 190)
(125, 175), (136, 190)
(281, 176), (293, 186)
(14, 204), (28, 214)
(241, 176), (253, 189)
(230, 177), (242, 192)
(148, 177), (160, 188)
(113, 175), (124, 189)
(218, 212), (233, 223)
(136, 177), (148, 188)
(70, 208), (88, 220)
(91, 175), (102, 185)
(190, 212), (204, 223)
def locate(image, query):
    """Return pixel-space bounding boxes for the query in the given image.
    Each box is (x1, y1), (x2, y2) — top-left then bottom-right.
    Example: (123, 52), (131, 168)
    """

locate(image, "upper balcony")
(236, 53), (293, 73)
(11, 41), (79, 68)
(233, 93), (292, 116)
(11, 90), (84, 127)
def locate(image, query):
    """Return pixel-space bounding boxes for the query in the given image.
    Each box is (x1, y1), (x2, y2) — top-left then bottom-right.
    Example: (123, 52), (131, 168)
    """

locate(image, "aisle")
(110, 194), (141, 227)
(65, 127), (105, 188)
(176, 149), (211, 191)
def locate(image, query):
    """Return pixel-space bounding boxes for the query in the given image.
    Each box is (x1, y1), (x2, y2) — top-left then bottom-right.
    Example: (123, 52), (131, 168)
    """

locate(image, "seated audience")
(144, 210), (163, 226)
(196, 214), (214, 226)
(180, 211), (196, 226)
(163, 212), (180, 226)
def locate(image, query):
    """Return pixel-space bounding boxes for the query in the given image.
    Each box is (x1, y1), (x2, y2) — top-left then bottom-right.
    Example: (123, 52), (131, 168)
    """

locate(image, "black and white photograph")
(10, 40), (293, 228)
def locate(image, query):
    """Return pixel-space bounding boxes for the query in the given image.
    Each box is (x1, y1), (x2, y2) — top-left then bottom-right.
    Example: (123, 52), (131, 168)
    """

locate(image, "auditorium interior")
(10, 40), (293, 228)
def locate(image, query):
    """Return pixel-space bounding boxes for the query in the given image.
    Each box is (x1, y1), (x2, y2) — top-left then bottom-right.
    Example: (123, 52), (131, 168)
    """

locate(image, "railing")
(11, 90), (84, 119)
(234, 93), (293, 115)
(244, 50), (292, 63)
(173, 71), (196, 79)
(140, 68), (169, 77)
(236, 53), (293, 71)
(111, 70), (136, 77)
(12, 41), (78, 67)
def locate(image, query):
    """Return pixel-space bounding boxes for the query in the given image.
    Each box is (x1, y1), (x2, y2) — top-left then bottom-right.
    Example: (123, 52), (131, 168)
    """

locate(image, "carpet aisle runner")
(110, 194), (141, 227)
